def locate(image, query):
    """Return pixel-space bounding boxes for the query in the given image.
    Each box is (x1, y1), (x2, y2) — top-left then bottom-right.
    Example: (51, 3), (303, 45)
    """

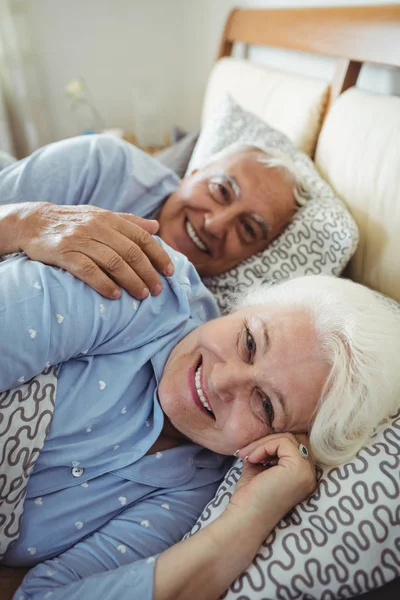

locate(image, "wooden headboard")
(218, 4), (400, 112)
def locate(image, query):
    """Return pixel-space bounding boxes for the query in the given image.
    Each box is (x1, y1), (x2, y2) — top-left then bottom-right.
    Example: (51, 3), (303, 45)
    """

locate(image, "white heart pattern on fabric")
(56, 314), (64, 324)
(141, 520), (150, 528)
(98, 380), (106, 390)
(28, 547), (37, 555)
(119, 496), (127, 506)
(117, 544), (127, 554)
(75, 521), (83, 530)
(33, 281), (41, 290)
(28, 329), (37, 339)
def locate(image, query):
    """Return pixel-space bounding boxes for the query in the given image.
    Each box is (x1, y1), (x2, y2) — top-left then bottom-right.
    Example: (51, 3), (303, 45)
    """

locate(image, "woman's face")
(158, 304), (330, 455)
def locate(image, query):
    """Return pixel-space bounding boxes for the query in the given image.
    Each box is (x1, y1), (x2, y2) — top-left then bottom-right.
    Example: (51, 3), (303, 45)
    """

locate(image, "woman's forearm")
(154, 504), (278, 600)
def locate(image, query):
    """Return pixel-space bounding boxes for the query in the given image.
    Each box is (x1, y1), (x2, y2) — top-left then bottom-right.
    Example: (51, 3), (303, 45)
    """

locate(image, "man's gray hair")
(199, 141), (311, 207)
(235, 275), (400, 466)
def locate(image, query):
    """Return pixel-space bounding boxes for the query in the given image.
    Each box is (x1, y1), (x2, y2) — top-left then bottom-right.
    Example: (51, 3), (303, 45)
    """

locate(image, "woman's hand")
(228, 433), (316, 538)
(16, 202), (174, 300)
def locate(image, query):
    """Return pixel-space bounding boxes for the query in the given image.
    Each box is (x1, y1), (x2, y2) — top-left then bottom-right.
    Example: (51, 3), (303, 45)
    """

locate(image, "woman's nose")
(211, 363), (247, 402)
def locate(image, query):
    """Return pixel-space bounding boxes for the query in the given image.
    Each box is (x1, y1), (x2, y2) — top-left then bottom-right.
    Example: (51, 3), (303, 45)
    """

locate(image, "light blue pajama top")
(0, 136), (232, 599)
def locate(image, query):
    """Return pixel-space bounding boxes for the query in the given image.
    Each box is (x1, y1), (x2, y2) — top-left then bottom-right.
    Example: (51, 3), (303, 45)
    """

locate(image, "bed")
(1, 4), (400, 599)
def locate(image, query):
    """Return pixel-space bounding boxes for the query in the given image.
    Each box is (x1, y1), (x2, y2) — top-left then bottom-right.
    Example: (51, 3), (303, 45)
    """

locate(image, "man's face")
(157, 150), (297, 276)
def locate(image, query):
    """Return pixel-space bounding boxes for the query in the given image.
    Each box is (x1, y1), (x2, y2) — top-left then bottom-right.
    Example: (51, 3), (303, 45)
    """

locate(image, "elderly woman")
(0, 134), (306, 299)
(2, 240), (400, 600)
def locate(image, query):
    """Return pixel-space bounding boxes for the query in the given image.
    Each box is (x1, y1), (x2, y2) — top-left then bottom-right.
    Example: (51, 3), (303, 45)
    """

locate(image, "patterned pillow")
(185, 411), (400, 599)
(187, 95), (359, 314)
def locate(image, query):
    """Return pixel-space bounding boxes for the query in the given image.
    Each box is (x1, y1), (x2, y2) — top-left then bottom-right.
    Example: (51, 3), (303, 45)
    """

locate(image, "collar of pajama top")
(3, 240), (232, 566)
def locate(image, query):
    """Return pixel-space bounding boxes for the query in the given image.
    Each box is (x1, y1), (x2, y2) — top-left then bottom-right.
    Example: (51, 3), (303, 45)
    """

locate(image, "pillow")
(187, 95), (359, 314)
(154, 131), (199, 179)
(185, 409), (400, 599)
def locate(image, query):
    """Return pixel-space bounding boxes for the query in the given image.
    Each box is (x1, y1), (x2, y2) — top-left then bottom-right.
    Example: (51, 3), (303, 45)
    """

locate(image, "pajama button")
(72, 467), (84, 477)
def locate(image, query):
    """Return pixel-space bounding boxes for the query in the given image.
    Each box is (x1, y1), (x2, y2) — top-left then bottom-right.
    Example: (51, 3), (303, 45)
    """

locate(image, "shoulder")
(157, 238), (220, 326)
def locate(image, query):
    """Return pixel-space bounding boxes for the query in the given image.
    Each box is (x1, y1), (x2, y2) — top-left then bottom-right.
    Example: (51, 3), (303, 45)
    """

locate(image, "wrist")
(0, 202), (31, 255)
(225, 494), (285, 543)
(16, 201), (49, 252)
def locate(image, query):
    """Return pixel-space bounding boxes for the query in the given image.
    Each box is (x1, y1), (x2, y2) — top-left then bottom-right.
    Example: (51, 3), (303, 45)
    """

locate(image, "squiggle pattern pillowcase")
(185, 411), (400, 599)
(187, 95), (359, 314)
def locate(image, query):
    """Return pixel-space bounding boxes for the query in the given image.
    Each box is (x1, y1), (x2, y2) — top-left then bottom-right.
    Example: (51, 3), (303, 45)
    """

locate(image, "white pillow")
(185, 410), (400, 599)
(187, 95), (359, 314)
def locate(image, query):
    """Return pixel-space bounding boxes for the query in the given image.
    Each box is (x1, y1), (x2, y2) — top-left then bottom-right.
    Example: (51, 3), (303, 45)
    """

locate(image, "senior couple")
(1, 135), (400, 600)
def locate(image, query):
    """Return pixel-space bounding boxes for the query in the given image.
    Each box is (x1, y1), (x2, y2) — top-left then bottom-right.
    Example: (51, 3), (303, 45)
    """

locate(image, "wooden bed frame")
(1, 5), (400, 600)
(218, 4), (400, 114)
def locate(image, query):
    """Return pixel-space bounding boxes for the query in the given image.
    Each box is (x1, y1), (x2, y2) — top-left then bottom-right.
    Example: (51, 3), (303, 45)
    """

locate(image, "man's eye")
(241, 219), (257, 242)
(209, 181), (230, 205)
(245, 328), (256, 362)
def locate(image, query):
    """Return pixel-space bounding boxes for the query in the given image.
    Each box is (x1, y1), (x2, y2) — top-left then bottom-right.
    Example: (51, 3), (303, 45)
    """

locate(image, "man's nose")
(203, 208), (235, 239)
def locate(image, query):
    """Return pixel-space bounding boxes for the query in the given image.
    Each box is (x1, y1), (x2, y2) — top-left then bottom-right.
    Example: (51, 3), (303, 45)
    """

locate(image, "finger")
(81, 238), (155, 299)
(237, 432), (300, 461)
(61, 253), (124, 300)
(246, 434), (305, 466)
(117, 213), (160, 235)
(87, 233), (165, 296)
(116, 220), (174, 277)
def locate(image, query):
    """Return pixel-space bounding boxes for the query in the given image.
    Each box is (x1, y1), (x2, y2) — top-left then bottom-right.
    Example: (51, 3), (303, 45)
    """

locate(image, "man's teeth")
(195, 365), (213, 415)
(185, 219), (208, 252)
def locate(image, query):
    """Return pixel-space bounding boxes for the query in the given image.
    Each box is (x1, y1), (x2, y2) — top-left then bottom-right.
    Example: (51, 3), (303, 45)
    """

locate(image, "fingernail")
(244, 455), (249, 462)
(233, 449), (240, 457)
(111, 289), (121, 299)
(152, 284), (162, 295)
(165, 264), (174, 276)
(140, 287), (149, 299)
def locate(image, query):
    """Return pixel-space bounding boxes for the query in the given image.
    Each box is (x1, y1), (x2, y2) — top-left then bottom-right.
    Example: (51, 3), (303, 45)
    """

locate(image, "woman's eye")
(262, 395), (274, 428)
(245, 328), (256, 362)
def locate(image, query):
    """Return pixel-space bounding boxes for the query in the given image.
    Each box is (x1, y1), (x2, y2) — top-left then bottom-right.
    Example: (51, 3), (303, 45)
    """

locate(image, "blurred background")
(1, 0), (399, 159)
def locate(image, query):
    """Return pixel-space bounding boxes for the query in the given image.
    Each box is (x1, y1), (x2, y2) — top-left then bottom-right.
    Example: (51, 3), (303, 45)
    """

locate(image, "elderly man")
(0, 134), (307, 299)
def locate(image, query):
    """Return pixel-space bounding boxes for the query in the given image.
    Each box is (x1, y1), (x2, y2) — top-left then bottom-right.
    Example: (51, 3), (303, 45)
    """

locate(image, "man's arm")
(0, 135), (179, 298)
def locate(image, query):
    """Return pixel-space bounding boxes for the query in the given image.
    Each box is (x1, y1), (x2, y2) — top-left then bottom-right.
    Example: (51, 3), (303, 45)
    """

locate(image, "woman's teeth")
(195, 365), (213, 415)
(185, 219), (208, 252)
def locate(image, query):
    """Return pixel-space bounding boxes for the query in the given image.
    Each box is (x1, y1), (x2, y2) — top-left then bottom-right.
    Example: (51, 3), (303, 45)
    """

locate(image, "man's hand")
(17, 202), (175, 300)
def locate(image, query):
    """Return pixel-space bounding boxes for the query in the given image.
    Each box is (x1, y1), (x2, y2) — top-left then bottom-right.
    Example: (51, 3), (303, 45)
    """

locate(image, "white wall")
(24, 0), (400, 145)
(27, 0), (185, 145)
(180, 0), (400, 131)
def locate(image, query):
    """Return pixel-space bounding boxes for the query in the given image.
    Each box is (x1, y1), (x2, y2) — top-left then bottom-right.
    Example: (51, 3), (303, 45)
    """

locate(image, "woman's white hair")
(198, 141), (311, 207)
(236, 275), (400, 466)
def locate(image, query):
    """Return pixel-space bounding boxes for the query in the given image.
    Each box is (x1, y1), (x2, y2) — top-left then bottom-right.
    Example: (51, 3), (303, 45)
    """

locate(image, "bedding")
(155, 131), (199, 179)
(202, 57), (329, 156)
(186, 408), (400, 599)
(0, 358), (57, 560)
(187, 94), (359, 314)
